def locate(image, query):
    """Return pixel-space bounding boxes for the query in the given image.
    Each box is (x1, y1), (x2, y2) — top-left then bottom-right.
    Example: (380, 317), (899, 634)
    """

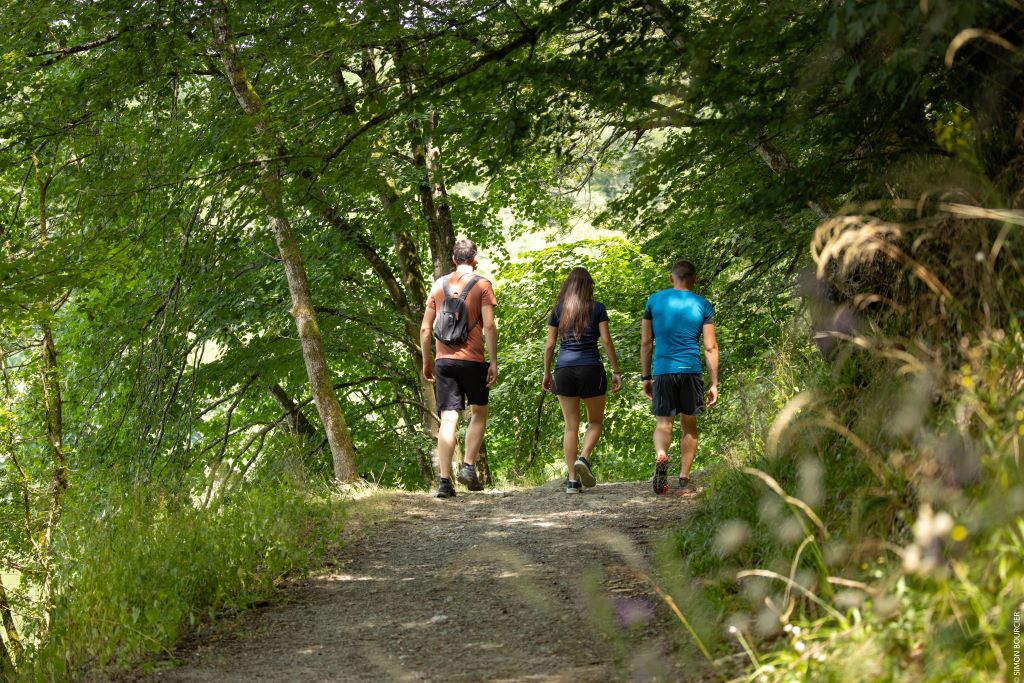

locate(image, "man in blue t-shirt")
(641, 260), (719, 494)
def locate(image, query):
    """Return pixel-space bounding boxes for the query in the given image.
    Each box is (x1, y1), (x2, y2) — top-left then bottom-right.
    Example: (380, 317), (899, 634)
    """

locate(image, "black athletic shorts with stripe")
(434, 359), (489, 411)
(652, 372), (704, 417)
(553, 364), (607, 398)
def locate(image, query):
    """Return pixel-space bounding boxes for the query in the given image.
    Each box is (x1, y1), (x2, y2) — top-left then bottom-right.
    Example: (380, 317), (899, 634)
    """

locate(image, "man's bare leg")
(654, 416), (674, 458)
(679, 414), (698, 478)
(464, 404), (489, 465)
(437, 409), (460, 480)
(652, 415), (674, 494)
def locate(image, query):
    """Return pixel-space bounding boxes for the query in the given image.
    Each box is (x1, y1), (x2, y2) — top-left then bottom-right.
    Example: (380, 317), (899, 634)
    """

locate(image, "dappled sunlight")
(328, 573), (382, 583)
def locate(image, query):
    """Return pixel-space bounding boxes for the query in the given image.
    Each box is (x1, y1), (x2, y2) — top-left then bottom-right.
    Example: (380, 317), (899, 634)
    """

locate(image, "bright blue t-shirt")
(643, 289), (714, 376)
(549, 301), (609, 368)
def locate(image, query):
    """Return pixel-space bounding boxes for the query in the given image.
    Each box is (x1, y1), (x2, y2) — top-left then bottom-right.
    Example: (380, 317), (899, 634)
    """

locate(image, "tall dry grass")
(670, 192), (1023, 681)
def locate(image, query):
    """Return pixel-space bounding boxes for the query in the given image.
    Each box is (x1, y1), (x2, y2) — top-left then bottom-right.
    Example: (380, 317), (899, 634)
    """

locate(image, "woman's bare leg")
(580, 394), (606, 459)
(557, 395), (581, 480)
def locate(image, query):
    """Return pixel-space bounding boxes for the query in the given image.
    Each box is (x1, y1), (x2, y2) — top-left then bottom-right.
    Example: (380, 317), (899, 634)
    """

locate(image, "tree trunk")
(360, 46), (448, 481)
(38, 322), (68, 628)
(39, 326), (66, 497)
(361, 91), (442, 469)
(31, 155), (68, 633)
(523, 390), (549, 473)
(425, 111), (457, 265)
(390, 216), (429, 318)
(324, 187), (442, 458)
(315, 194), (412, 319)
(643, 0), (687, 50)
(0, 576), (21, 670)
(212, 1), (358, 483)
(394, 49), (455, 278)
(476, 439), (493, 487)
(409, 130), (451, 278)
(385, 195), (442, 463)
(415, 119), (455, 278)
(268, 383), (318, 440)
(395, 390), (435, 487)
(0, 634), (12, 679)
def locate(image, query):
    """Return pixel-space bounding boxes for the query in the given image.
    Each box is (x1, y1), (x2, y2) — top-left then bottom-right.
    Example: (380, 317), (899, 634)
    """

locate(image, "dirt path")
(150, 479), (706, 682)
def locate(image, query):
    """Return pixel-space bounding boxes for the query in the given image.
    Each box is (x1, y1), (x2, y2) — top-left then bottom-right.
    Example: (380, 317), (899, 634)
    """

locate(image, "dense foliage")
(1, 0), (1021, 679)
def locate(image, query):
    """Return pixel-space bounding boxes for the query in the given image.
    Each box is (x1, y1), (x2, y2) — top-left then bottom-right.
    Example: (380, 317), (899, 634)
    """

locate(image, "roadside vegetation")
(1, 0), (1021, 680)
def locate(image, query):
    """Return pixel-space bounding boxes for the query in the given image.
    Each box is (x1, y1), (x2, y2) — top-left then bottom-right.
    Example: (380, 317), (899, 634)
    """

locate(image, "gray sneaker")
(436, 478), (456, 499)
(456, 462), (484, 491)
(574, 456), (596, 488)
(566, 479), (583, 494)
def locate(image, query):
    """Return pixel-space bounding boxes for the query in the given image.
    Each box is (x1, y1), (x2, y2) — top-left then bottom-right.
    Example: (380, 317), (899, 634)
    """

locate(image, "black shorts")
(652, 373), (704, 417)
(435, 359), (489, 411)
(553, 365), (607, 398)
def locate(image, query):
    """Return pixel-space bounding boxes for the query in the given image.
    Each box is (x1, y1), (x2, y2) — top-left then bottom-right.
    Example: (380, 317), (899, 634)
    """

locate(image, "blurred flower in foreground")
(613, 595), (655, 628)
(903, 504), (954, 573)
(713, 520), (750, 557)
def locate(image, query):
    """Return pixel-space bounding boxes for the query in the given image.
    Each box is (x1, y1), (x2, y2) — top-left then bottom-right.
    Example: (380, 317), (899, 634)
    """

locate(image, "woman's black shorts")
(652, 372), (704, 417)
(553, 365), (607, 398)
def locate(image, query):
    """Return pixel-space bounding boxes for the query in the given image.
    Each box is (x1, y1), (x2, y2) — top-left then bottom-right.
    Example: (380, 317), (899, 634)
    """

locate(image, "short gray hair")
(453, 239), (478, 264)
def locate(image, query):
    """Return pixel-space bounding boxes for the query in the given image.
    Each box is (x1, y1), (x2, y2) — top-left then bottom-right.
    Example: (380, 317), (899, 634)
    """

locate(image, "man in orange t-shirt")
(419, 239), (499, 498)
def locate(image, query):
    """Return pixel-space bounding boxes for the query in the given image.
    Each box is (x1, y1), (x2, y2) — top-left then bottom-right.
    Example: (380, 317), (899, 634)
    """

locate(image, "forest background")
(1, 0), (1022, 680)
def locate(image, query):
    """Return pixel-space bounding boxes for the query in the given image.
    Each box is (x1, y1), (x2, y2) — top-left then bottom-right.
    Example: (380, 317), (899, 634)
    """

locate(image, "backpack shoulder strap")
(441, 275), (452, 298)
(459, 275), (482, 301)
(463, 276), (485, 329)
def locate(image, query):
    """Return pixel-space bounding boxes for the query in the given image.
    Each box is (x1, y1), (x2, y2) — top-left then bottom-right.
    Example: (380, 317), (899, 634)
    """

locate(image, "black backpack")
(433, 275), (482, 345)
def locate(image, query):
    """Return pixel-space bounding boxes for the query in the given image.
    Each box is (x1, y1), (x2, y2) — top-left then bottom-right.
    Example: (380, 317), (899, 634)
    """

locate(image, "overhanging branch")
(320, 0), (587, 167)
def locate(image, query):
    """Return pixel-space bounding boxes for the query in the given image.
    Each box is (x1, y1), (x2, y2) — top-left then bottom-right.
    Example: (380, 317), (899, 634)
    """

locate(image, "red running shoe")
(653, 454), (669, 495)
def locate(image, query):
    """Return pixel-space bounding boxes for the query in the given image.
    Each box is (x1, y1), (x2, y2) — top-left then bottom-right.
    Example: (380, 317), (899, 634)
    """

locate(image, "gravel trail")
(149, 479), (705, 682)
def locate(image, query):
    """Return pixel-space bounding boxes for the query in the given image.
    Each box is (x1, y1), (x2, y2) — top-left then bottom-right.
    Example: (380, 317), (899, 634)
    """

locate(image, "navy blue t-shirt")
(549, 301), (609, 369)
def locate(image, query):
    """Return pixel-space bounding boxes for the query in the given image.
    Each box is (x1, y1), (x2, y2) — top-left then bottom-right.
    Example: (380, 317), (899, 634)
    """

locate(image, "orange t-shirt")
(426, 270), (497, 362)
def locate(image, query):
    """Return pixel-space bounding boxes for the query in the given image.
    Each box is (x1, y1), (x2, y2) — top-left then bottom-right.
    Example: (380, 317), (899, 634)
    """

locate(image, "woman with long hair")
(543, 267), (621, 493)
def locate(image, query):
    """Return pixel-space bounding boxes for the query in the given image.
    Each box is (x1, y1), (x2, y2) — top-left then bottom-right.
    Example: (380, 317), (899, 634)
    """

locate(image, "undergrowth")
(22, 481), (345, 681)
(667, 199), (1024, 682)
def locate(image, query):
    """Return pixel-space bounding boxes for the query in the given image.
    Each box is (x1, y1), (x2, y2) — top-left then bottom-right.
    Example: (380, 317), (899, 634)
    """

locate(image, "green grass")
(665, 323), (1024, 682)
(23, 481), (345, 681)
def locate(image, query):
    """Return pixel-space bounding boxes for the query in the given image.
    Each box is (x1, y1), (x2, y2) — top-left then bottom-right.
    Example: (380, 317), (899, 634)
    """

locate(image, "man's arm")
(641, 318), (654, 400)
(419, 306), (437, 381)
(481, 303), (498, 387)
(703, 322), (718, 407)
